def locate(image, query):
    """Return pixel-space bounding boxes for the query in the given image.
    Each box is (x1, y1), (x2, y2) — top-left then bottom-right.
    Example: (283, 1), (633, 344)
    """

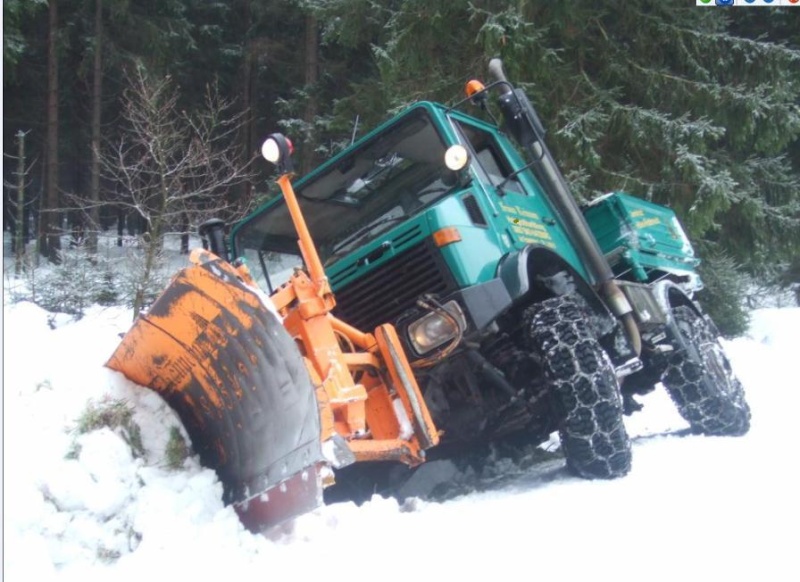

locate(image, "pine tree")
(5, 0), (798, 285)
(3, 0), (48, 83)
(314, 0), (800, 276)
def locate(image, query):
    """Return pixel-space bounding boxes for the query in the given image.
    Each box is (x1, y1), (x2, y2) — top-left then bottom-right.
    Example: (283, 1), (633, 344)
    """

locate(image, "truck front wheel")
(661, 306), (751, 436)
(525, 296), (632, 479)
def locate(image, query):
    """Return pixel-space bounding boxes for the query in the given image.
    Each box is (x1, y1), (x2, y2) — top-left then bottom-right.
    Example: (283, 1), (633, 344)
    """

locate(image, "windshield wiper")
(329, 215), (406, 257)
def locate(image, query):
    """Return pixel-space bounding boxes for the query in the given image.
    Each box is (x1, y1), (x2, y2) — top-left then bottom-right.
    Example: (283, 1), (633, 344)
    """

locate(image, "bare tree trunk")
(239, 0), (255, 205)
(117, 210), (123, 246)
(41, 0), (62, 264)
(180, 212), (189, 254)
(15, 131), (27, 275)
(301, 13), (319, 175)
(88, 0), (103, 253)
(132, 180), (169, 318)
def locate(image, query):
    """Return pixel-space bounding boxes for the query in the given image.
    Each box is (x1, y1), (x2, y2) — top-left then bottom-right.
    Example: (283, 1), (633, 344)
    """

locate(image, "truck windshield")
(234, 109), (450, 292)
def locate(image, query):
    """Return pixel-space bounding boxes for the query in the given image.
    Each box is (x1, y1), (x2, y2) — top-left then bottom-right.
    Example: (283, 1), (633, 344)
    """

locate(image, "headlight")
(408, 300), (465, 354)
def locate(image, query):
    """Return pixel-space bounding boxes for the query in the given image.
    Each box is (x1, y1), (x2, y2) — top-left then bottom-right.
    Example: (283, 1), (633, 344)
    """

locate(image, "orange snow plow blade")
(106, 255), (326, 531)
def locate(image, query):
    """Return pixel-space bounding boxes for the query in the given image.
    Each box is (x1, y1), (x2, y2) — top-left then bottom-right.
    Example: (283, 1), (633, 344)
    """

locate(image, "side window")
(457, 122), (524, 194)
(476, 147), (510, 188)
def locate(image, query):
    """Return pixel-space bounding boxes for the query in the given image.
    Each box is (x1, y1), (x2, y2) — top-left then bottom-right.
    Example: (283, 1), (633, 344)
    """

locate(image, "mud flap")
(106, 257), (325, 531)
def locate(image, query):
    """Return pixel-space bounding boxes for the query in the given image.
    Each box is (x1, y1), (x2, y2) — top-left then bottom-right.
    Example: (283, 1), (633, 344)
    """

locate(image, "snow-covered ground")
(3, 300), (799, 582)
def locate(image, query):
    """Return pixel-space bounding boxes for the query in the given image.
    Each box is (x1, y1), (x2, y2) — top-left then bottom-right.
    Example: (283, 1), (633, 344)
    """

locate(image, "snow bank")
(3, 303), (800, 581)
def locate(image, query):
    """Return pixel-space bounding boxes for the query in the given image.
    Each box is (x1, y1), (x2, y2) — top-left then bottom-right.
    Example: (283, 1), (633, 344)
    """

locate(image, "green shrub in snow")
(73, 396), (144, 458)
(695, 247), (751, 339)
(164, 426), (190, 470)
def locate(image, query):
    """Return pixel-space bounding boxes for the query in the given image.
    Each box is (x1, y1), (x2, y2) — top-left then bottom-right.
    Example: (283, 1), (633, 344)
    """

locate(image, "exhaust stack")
(487, 59), (640, 354)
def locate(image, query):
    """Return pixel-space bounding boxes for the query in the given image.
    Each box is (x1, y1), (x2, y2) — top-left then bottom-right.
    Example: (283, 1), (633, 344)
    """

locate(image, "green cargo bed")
(583, 192), (700, 282)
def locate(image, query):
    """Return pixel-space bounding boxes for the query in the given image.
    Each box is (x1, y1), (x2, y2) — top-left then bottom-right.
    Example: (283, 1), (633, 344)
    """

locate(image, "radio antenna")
(350, 115), (360, 146)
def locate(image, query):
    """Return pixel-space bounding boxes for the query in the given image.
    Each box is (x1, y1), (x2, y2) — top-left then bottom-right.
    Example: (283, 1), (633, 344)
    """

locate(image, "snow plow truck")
(107, 59), (751, 532)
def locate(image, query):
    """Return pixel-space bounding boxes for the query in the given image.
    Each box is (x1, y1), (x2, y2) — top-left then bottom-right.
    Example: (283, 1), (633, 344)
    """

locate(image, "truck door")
(454, 119), (566, 254)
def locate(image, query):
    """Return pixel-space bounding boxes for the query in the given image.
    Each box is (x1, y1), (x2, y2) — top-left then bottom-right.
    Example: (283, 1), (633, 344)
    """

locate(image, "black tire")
(525, 296), (632, 479)
(661, 306), (751, 436)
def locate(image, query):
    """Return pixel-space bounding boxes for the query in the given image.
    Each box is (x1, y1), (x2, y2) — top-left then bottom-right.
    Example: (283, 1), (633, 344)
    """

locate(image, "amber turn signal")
(433, 227), (462, 247)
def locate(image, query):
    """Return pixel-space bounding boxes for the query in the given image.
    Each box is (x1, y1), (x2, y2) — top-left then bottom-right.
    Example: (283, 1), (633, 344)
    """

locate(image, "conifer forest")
(4, 1), (800, 330)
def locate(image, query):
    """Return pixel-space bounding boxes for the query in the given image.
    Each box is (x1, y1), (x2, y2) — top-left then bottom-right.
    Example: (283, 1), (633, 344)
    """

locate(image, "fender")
(650, 279), (705, 358)
(650, 279), (702, 323)
(497, 244), (617, 335)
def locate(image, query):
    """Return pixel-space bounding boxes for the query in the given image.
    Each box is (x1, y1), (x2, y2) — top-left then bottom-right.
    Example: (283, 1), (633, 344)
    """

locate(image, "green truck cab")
(231, 60), (749, 481)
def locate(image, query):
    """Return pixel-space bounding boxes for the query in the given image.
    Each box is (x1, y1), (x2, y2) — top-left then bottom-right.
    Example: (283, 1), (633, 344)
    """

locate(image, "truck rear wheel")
(525, 296), (632, 479)
(661, 306), (750, 436)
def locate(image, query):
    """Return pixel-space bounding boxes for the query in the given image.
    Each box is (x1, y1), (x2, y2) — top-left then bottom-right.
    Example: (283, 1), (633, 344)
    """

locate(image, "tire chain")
(525, 296), (632, 479)
(661, 306), (751, 436)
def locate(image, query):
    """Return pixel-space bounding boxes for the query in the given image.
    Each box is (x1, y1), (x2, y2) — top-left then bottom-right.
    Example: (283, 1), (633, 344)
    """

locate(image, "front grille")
(333, 242), (455, 331)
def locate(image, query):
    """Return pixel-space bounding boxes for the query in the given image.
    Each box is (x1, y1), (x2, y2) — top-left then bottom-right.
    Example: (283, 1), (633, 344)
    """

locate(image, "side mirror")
(198, 218), (228, 259)
(487, 58), (546, 151)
